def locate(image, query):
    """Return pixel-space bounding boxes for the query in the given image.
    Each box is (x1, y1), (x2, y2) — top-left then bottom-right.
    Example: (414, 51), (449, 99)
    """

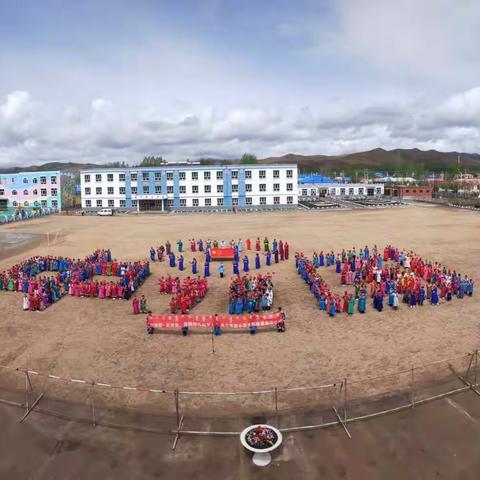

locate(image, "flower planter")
(240, 424), (283, 466)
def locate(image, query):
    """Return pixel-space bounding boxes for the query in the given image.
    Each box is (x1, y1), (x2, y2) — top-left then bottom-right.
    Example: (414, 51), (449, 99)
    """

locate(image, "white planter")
(240, 424), (283, 466)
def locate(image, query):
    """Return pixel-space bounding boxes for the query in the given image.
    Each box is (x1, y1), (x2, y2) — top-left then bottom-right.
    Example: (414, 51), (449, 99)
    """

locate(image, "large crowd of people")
(150, 237), (289, 278)
(228, 273), (274, 314)
(157, 275), (209, 314)
(296, 244), (474, 316)
(0, 249), (150, 311)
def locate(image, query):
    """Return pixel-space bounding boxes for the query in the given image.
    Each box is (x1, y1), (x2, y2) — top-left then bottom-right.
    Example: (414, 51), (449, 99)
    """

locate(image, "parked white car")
(97, 208), (113, 216)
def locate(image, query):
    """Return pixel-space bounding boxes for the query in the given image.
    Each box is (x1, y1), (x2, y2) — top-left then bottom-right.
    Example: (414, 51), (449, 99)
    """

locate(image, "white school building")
(298, 183), (384, 200)
(80, 164), (298, 211)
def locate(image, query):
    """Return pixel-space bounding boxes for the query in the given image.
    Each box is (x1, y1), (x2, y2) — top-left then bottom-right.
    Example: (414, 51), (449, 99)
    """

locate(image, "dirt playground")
(0, 205), (479, 414)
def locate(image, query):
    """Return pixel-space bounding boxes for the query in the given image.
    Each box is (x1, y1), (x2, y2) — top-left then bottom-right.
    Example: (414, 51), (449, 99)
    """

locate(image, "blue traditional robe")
(204, 262), (210, 277)
(178, 256), (184, 271)
(243, 257), (249, 272)
(255, 255), (261, 269)
(233, 261), (239, 275)
(192, 260), (198, 274)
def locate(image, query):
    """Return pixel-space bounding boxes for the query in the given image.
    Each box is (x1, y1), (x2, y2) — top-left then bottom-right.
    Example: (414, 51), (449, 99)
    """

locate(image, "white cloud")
(0, 85), (479, 167)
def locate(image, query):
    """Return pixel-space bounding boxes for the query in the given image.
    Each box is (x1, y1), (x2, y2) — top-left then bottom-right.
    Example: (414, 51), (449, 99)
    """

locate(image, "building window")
(193, 198), (199, 207)
(24, 201), (30, 207)
(108, 199), (114, 207)
(120, 200), (126, 207)
(33, 177), (38, 184)
(232, 197), (239, 206)
(85, 199), (91, 207)
(51, 188), (57, 196)
(286, 170), (293, 178)
(179, 172), (186, 180)
(349, 188), (354, 195)
(32, 189), (37, 195)
(273, 170), (280, 178)
(41, 200), (47, 207)
(107, 174), (114, 182)
(232, 171), (238, 179)
(286, 183), (293, 191)
(12, 201), (17, 207)
(40, 176), (47, 184)
(204, 171), (211, 180)
(166, 172), (174, 181)
(287, 196), (293, 204)
(259, 170), (266, 179)
(191, 172), (198, 180)
(154, 172), (161, 181)
(0, 189), (4, 196)
(245, 170), (252, 179)
(167, 186), (174, 194)
(245, 184), (252, 192)
(120, 187), (126, 194)
(274, 196), (280, 205)
(192, 185), (199, 194)
(51, 176), (58, 184)
(84, 175), (90, 183)
(340, 188), (346, 195)
(119, 173), (125, 182)
(246, 197), (252, 205)
(232, 184), (238, 193)
(131, 186), (137, 194)
(41, 189), (47, 196)
(155, 185), (161, 194)
(260, 197), (267, 205)
(96, 187), (102, 195)
(23, 177), (28, 184)
(205, 198), (211, 206)
(204, 185), (211, 193)
(217, 185), (223, 193)
(259, 184), (266, 192)
(376, 188), (382, 194)
(167, 199), (174, 207)
(95, 174), (101, 182)
(216, 171), (223, 180)
(143, 186), (149, 194)
(12, 189), (17, 195)
(217, 198), (224, 206)
(131, 173), (137, 182)
(96, 200), (103, 207)
(106, 187), (113, 195)
(131, 200), (138, 207)
(180, 186), (186, 194)
(330, 189), (336, 196)
(180, 199), (187, 207)
(273, 183), (280, 191)
(302, 189), (308, 196)
(23, 189), (29, 195)
(142, 172), (149, 181)
(358, 188), (364, 195)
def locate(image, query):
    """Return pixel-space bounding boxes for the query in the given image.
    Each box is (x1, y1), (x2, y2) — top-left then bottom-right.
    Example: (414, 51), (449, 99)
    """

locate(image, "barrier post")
(91, 381), (96, 427)
(172, 389), (184, 451)
(410, 366), (415, 407)
(343, 378), (348, 423)
(24, 370), (29, 412)
(274, 387), (279, 426)
(475, 350), (478, 388)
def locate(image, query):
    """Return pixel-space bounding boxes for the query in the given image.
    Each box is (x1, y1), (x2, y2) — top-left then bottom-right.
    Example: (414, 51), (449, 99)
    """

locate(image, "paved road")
(1, 390), (480, 479)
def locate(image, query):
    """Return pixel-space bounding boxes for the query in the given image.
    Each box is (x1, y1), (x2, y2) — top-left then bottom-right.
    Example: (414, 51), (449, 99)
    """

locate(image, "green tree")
(139, 156), (166, 167)
(240, 153), (258, 164)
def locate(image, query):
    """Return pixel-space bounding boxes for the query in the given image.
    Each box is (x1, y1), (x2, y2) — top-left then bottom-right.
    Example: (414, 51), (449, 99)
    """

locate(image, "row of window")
(0, 188), (58, 197)
(84, 183), (295, 196)
(2, 176), (57, 185)
(10, 200), (58, 208)
(83, 169), (294, 183)
(85, 196), (295, 208)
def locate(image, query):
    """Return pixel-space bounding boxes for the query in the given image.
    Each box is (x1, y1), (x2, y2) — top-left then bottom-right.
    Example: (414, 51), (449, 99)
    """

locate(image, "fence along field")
(0, 349), (478, 436)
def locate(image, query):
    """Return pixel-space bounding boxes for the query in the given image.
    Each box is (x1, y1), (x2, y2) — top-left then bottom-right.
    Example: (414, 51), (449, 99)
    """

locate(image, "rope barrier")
(0, 350), (474, 397)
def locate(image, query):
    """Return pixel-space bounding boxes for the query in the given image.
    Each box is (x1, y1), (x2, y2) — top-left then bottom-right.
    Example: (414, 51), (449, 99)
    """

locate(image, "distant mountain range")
(261, 148), (480, 173)
(1, 149), (480, 175)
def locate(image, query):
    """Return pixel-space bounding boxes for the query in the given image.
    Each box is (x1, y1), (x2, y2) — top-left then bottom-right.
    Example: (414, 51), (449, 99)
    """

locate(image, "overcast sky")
(1, 0), (479, 166)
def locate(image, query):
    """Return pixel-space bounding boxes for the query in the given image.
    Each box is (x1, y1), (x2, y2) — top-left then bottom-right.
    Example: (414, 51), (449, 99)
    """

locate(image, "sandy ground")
(0, 205), (479, 414)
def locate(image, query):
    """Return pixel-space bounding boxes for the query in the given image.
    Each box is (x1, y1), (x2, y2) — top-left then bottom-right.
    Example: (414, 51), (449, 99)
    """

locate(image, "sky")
(0, 0), (479, 166)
